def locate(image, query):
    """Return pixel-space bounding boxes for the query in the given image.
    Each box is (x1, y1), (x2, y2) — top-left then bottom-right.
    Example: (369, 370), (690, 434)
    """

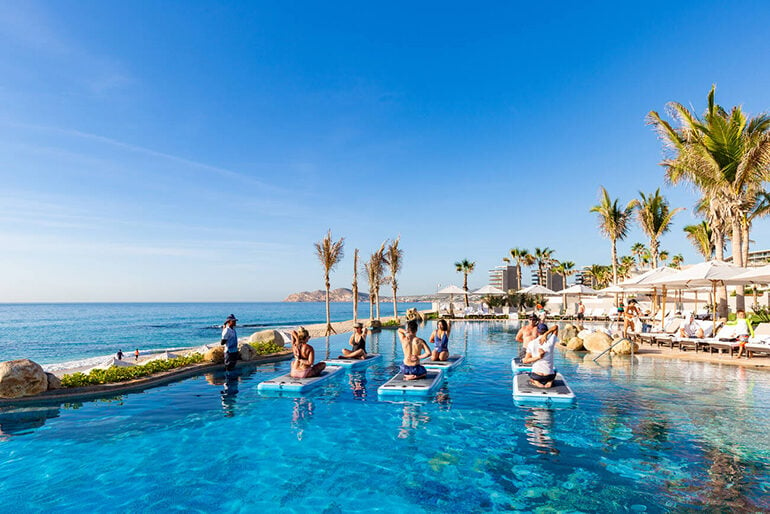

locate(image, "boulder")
(582, 332), (613, 354)
(562, 324), (578, 343)
(611, 337), (639, 355)
(577, 329), (592, 340)
(46, 372), (62, 390)
(368, 320), (382, 331)
(566, 337), (585, 351)
(238, 343), (258, 362)
(248, 329), (283, 346)
(204, 346), (225, 364)
(405, 308), (424, 322)
(0, 359), (48, 398)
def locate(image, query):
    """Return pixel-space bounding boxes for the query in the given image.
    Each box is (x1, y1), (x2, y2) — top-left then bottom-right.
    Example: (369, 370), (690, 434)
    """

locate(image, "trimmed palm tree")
(314, 230), (345, 336)
(386, 237), (403, 320)
(364, 259), (376, 322)
(370, 242), (388, 320)
(631, 242), (647, 269)
(590, 187), (636, 285)
(552, 260), (576, 289)
(684, 221), (715, 260)
(533, 247), (556, 287)
(508, 247), (534, 291)
(454, 259), (476, 307)
(352, 248), (359, 323)
(636, 189), (684, 268)
(647, 85), (770, 312)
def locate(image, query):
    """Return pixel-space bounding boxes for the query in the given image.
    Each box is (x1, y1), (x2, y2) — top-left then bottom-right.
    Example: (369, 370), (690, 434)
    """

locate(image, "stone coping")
(0, 350), (293, 407)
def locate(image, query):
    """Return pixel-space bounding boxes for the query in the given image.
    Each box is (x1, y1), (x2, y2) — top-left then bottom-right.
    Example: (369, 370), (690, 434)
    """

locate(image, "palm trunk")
(741, 218), (750, 268)
(463, 273), (469, 307)
(325, 275), (335, 336)
(375, 285), (381, 320)
(391, 280), (398, 321)
(714, 229), (728, 318)
(611, 240), (618, 285)
(516, 264), (522, 290)
(352, 249), (359, 324)
(732, 221), (745, 311)
(369, 294), (374, 322)
(650, 239), (659, 269)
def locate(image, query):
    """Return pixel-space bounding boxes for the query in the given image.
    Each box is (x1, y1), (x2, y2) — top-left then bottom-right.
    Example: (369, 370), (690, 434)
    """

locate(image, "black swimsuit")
(351, 334), (366, 352)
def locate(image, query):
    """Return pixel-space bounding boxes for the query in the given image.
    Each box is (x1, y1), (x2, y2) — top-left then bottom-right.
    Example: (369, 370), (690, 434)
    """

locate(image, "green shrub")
(249, 341), (287, 355)
(61, 353), (204, 388)
(382, 319), (401, 327)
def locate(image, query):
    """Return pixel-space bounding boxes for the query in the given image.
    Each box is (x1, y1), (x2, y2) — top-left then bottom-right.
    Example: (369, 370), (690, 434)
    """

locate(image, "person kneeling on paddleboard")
(523, 323), (558, 388)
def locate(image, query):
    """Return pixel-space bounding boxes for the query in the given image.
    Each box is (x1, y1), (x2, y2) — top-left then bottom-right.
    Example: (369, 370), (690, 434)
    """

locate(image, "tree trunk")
(375, 285), (381, 320)
(741, 217), (750, 268)
(352, 249), (359, 324)
(516, 263), (522, 291)
(391, 280), (398, 321)
(463, 273), (469, 307)
(325, 276), (336, 336)
(650, 238), (659, 269)
(713, 229), (728, 318)
(732, 221), (745, 312)
(611, 240), (618, 285)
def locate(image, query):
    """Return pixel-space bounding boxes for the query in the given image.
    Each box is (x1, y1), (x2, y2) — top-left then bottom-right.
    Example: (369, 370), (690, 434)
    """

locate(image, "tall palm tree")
(352, 248), (359, 323)
(553, 261), (576, 289)
(533, 247), (556, 287)
(370, 242), (388, 320)
(386, 237), (403, 320)
(454, 259), (476, 307)
(508, 247), (534, 291)
(631, 242), (648, 269)
(636, 189), (684, 268)
(364, 259), (376, 322)
(590, 187), (636, 285)
(314, 230), (345, 336)
(648, 85), (770, 312)
(684, 221), (715, 260)
(586, 264), (612, 289)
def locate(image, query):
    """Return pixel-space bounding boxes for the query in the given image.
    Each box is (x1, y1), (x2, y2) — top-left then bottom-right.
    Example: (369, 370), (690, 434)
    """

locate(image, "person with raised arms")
(429, 319), (451, 361)
(290, 327), (326, 378)
(516, 315), (540, 344)
(397, 320), (431, 380)
(522, 323), (559, 388)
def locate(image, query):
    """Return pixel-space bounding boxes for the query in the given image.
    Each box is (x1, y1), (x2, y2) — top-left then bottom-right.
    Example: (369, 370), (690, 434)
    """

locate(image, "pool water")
(1, 321), (769, 512)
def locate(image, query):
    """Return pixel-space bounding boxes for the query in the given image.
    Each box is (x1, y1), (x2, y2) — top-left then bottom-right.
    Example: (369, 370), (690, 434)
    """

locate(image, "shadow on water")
(0, 405), (61, 439)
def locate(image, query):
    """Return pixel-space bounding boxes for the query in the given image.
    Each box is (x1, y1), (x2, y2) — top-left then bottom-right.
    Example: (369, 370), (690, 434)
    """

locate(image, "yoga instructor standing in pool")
(221, 314), (239, 371)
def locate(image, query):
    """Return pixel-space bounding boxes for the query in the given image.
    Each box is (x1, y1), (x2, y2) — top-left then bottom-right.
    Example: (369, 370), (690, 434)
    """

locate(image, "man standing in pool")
(397, 320), (431, 380)
(523, 323), (558, 388)
(220, 314), (239, 372)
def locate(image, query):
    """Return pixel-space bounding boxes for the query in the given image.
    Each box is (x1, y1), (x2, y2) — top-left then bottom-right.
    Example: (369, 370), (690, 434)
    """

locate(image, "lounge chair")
(637, 318), (682, 346)
(744, 323), (770, 358)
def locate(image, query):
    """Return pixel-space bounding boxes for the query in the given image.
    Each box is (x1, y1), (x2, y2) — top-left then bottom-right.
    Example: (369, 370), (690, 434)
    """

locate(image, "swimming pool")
(1, 321), (768, 512)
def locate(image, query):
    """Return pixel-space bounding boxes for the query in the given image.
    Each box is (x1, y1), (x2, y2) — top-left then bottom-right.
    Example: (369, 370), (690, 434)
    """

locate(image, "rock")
(248, 329), (283, 346)
(0, 359), (48, 398)
(238, 343), (257, 362)
(46, 372), (62, 390)
(562, 324), (578, 342)
(582, 332), (613, 354)
(611, 337), (639, 355)
(204, 347), (225, 364)
(368, 320), (382, 330)
(577, 329), (592, 339)
(405, 308), (424, 322)
(566, 337), (585, 351)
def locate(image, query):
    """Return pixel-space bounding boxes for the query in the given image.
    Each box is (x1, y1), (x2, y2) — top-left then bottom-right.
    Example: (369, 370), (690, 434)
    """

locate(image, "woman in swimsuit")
(397, 320), (431, 380)
(290, 327), (326, 379)
(623, 299), (642, 337)
(340, 322), (368, 359)
(429, 319), (451, 361)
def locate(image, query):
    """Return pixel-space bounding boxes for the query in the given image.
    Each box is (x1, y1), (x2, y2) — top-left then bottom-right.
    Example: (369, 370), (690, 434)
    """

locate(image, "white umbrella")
(597, 285), (625, 295)
(556, 284), (597, 295)
(617, 267), (680, 316)
(728, 264), (770, 284)
(472, 285), (507, 295)
(437, 284), (469, 295)
(518, 284), (557, 295)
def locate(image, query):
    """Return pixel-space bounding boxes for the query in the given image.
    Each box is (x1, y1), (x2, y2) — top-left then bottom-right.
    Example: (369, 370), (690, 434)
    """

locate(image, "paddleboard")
(423, 355), (464, 370)
(513, 372), (575, 403)
(377, 370), (444, 396)
(257, 366), (343, 393)
(324, 354), (382, 368)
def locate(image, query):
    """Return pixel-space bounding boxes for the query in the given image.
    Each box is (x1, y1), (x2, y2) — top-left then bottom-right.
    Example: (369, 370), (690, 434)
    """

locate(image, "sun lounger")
(638, 318), (682, 346)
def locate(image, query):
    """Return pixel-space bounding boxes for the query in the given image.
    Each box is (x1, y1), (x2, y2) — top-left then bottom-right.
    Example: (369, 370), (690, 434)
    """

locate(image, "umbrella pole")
(712, 282), (716, 335)
(661, 286), (667, 328)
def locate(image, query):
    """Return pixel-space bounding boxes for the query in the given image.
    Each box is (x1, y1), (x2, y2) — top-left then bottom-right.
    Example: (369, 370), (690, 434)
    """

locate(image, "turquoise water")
(1, 321), (769, 512)
(0, 302), (429, 365)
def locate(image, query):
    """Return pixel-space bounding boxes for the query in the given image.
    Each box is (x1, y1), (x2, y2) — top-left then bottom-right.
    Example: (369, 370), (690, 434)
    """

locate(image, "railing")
(592, 336), (635, 363)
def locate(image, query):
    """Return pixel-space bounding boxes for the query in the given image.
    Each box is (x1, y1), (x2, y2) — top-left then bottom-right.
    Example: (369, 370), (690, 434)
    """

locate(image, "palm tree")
(386, 237), (403, 321)
(586, 264), (612, 289)
(314, 230), (345, 336)
(590, 187), (636, 285)
(364, 259), (376, 322)
(619, 255), (636, 280)
(684, 221), (715, 260)
(744, 191), (770, 264)
(454, 259), (476, 307)
(553, 261), (576, 289)
(508, 247), (534, 291)
(670, 253), (684, 269)
(636, 189), (684, 268)
(352, 249), (359, 323)
(631, 242), (648, 269)
(533, 247), (556, 287)
(659, 250), (670, 265)
(647, 85), (770, 312)
(370, 242), (388, 320)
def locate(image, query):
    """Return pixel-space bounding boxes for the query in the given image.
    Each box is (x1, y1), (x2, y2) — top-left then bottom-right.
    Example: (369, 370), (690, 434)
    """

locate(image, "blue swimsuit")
(434, 332), (449, 353)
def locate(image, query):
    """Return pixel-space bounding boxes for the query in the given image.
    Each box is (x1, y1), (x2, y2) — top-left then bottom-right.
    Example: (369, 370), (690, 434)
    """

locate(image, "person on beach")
(339, 322), (368, 359)
(116, 349), (123, 360)
(290, 327), (326, 378)
(734, 310), (751, 358)
(679, 313), (704, 339)
(429, 319), (451, 361)
(220, 314), (239, 372)
(516, 315), (540, 344)
(577, 301), (585, 322)
(523, 323), (558, 389)
(134, 349), (140, 362)
(397, 320), (431, 380)
(623, 299), (642, 337)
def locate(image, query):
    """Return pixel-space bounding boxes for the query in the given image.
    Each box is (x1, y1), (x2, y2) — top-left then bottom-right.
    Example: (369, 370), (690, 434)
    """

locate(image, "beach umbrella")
(518, 284), (557, 295)
(728, 264), (770, 284)
(556, 284), (597, 295)
(597, 285), (625, 295)
(472, 285), (507, 295)
(437, 284), (469, 314)
(617, 267), (680, 315)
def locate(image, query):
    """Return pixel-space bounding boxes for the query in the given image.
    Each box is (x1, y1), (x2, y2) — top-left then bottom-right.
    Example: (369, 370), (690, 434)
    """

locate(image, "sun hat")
(225, 314), (237, 322)
(536, 323), (548, 333)
(296, 326), (309, 339)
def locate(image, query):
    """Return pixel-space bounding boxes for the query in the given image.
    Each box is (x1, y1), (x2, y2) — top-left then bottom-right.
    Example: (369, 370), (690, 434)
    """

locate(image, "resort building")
(530, 269), (565, 291)
(724, 249), (770, 267)
(488, 265), (520, 292)
(575, 268), (593, 288)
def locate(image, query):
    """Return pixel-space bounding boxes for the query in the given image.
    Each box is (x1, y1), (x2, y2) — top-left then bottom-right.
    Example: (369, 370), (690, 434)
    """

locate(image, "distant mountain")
(284, 288), (370, 302)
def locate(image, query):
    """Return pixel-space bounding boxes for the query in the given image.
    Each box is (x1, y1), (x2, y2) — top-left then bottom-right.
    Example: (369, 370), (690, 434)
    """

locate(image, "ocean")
(0, 301), (429, 371)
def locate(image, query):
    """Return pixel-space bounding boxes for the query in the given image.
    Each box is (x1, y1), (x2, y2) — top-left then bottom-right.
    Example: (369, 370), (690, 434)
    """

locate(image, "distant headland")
(283, 288), (369, 302)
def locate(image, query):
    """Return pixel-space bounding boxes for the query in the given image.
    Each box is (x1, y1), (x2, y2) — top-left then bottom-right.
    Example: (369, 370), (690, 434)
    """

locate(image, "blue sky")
(2, 1), (770, 302)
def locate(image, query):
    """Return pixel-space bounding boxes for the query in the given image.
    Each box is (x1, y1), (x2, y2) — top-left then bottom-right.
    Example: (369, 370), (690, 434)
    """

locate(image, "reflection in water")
(0, 406), (61, 440)
(524, 407), (558, 455)
(435, 384), (452, 411)
(694, 446), (764, 511)
(220, 371), (240, 417)
(398, 403), (430, 439)
(291, 397), (314, 441)
(348, 372), (367, 400)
